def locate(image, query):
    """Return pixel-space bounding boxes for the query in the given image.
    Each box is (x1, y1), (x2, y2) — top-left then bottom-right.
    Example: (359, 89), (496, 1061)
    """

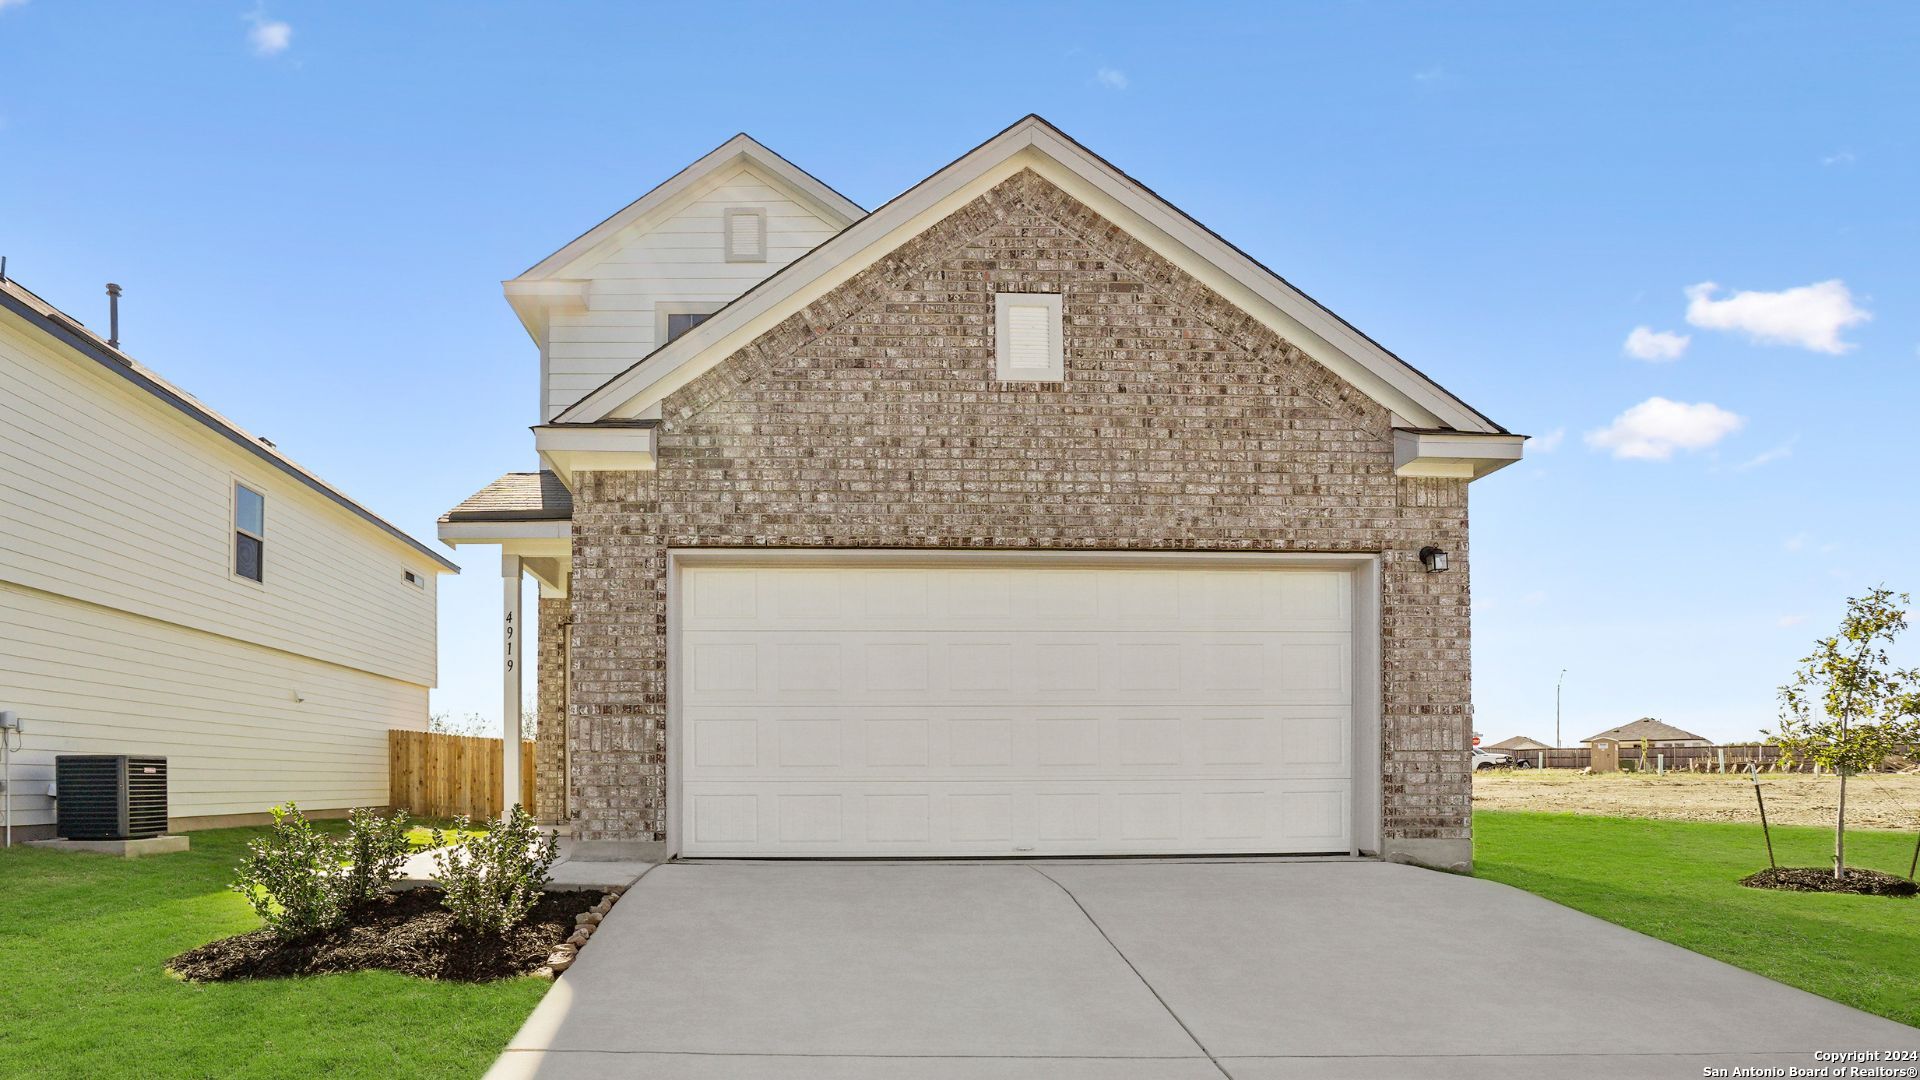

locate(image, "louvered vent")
(55, 755), (169, 840)
(994, 292), (1064, 381)
(724, 207), (767, 262)
(1005, 304), (1053, 370)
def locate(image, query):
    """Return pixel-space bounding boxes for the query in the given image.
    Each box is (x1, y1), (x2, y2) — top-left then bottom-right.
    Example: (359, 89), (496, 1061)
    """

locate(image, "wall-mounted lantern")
(1418, 546), (1450, 573)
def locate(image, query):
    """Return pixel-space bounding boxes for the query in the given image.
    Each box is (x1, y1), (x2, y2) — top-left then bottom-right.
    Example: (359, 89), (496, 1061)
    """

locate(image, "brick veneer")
(563, 169), (1473, 863)
(532, 595), (568, 825)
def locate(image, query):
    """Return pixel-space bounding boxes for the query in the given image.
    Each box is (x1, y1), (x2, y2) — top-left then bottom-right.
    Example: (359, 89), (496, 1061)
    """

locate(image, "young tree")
(1769, 588), (1920, 879)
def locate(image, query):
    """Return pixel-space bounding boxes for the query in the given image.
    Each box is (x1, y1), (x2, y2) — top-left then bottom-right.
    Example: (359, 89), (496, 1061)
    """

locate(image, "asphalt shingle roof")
(440, 471), (572, 522)
(1581, 718), (1708, 744)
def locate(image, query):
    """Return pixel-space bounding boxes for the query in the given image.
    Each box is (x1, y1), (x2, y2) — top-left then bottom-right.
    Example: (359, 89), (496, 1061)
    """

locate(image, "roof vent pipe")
(106, 283), (122, 349)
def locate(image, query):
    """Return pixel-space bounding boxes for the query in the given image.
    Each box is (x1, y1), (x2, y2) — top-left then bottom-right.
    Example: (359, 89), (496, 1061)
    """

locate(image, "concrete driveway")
(489, 860), (1920, 1079)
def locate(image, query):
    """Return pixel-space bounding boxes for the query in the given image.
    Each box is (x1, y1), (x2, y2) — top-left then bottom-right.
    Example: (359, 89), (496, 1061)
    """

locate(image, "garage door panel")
(678, 566), (1352, 635)
(680, 780), (1352, 856)
(683, 708), (1351, 781)
(680, 630), (1350, 707)
(678, 563), (1357, 857)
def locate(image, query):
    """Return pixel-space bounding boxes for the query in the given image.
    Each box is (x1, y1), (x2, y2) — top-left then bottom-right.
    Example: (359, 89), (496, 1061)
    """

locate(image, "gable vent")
(724, 207), (767, 263)
(994, 292), (1064, 381)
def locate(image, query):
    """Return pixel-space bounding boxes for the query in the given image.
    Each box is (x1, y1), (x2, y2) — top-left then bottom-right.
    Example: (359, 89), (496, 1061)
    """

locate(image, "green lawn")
(1475, 811), (1920, 1027)
(0, 825), (545, 1080)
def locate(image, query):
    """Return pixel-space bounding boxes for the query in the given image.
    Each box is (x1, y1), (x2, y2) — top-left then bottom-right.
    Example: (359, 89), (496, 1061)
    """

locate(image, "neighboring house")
(1581, 718), (1711, 748)
(440, 116), (1524, 870)
(0, 276), (456, 842)
(1488, 736), (1554, 753)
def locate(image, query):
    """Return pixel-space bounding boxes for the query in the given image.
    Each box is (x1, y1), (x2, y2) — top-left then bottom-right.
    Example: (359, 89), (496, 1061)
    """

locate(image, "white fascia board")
(1393, 429), (1526, 480)
(532, 423), (657, 487)
(1023, 127), (1500, 434)
(437, 521), (572, 545)
(518, 134), (864, 283)
(502, 279), (591, 341)
(557, 117), (1505, 434)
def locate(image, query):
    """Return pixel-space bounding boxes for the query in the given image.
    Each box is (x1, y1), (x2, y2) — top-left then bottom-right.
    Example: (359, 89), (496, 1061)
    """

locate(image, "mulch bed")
(168, 888), (605, 982)
(1740, 866), (1918, 897)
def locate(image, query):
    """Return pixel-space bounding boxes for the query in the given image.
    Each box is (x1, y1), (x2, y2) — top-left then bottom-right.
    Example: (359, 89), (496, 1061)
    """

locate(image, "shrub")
(432, 807), (558, 935)
(232, 803), (346, 940)
(339, 808), (412, 910)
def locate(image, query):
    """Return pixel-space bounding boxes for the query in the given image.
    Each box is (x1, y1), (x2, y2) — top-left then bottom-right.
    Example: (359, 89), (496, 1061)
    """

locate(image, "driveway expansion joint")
(1028, 865), (1233, 1080)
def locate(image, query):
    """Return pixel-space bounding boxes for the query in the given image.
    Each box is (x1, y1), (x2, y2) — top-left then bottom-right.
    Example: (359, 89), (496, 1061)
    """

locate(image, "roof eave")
(0, 286), (458, 573)
(517, 133), (866, 283)
(551, 115), (1511, 436)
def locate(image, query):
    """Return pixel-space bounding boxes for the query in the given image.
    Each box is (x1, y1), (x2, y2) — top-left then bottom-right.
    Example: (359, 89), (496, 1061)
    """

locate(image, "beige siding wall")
(543, 163), (844, 418)
(1, 581), (425, 830)
(0, 318), (439, 687)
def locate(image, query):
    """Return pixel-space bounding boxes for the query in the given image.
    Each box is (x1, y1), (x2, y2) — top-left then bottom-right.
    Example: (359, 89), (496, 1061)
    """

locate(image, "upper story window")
(667, 312), (712, 342)
(656, 301), (726, 345)
(723, 207), (767, 263)
(403, 569), (426, 589)
(233, 482), (265, 583)
(994, 292), (1064, 381)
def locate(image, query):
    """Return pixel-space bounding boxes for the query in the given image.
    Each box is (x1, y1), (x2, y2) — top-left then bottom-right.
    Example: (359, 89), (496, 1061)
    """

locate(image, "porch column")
(502, 552), (523, 818)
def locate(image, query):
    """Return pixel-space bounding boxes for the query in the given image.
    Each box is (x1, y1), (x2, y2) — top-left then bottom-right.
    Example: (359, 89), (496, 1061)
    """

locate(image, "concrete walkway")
(488, 859), (1920, 1079)
(396, 839), (651, 892)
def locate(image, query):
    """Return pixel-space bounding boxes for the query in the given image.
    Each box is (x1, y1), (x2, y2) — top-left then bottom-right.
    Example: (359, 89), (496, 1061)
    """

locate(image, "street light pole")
(1556, 668), (1568, 747)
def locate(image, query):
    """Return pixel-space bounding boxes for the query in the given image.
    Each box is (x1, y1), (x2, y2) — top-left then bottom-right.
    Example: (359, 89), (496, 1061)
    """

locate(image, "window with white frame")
(723, 207), (767, 263)
(656, 301), (727, 345)
(994, 292), (1064, 381)
(233, 482), (265, 582)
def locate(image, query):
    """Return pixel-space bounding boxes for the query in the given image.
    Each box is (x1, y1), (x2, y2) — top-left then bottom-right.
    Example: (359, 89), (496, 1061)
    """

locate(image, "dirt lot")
(1473, 769), (1920, 829)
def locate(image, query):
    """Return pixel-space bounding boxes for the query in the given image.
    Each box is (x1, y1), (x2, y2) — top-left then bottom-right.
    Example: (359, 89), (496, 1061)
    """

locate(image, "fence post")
(1719, 747), (1726, 774)
(1657, 753), (1665, 776)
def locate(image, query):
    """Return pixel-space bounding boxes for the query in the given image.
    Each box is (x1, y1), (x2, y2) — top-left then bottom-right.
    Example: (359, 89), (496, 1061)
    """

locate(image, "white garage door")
(676, 560), (1355, 857)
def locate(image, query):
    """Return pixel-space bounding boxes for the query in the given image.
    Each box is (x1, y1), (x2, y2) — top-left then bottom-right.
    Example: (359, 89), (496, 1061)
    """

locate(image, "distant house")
(1488, 736), (1553, 753)
(0, 276), (457, 842)
(1581, 718), (1710, 748)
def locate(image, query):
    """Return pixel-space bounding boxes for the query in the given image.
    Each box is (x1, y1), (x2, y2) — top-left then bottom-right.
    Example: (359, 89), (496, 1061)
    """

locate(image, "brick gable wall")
(564, 169), (1472, 863)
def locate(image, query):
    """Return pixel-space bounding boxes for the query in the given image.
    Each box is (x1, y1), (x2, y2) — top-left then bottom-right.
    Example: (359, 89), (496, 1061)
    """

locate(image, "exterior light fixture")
(1418, 546), (1449, 573)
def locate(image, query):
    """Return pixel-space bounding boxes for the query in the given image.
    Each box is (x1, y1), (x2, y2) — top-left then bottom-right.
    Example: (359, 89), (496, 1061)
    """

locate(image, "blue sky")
(3, 2), (1914, 745)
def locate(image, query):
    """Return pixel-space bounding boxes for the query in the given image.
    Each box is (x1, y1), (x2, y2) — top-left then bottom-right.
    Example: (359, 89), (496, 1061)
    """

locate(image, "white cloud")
(1623, 326), (1690, 362)
(1413, 65), (1447, 84)
(1776, 614), (1807, 629)
(1684, 279), (1869, 354)
(0, 0), (29, 12)
(1733, 440), (1795, 471)
(1585, 397), (1745, 461)
(1821, 150), (1856, 167)
(246, 9), (292, 56)
(1530, 427), (1565, 453)
(1782, 532), (1809, 553)
(1094, 68), (1128, 90)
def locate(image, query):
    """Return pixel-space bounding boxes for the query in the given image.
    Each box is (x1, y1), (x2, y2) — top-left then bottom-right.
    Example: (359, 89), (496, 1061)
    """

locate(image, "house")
(440, 116), (1524, 870)
(0, 276), (456, 843)
(1582, 718), (1711, 748)
(1488, 736), (1554, 753)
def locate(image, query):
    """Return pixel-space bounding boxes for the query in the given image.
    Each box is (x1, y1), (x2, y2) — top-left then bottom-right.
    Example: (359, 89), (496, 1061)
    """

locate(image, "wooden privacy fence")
(1512, 744), (1786, 771)
(389, 730), (535, 819)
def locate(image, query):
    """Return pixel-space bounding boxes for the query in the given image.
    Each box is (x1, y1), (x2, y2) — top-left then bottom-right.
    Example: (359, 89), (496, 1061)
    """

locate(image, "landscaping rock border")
(168, 886), (623, 983)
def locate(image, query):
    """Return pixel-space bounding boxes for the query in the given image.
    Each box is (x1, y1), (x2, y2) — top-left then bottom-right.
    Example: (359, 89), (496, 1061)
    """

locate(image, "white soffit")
(1392, 429), (1526, 479)
(531, 423), (657, 488)
(554, 116), (1506, 435)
